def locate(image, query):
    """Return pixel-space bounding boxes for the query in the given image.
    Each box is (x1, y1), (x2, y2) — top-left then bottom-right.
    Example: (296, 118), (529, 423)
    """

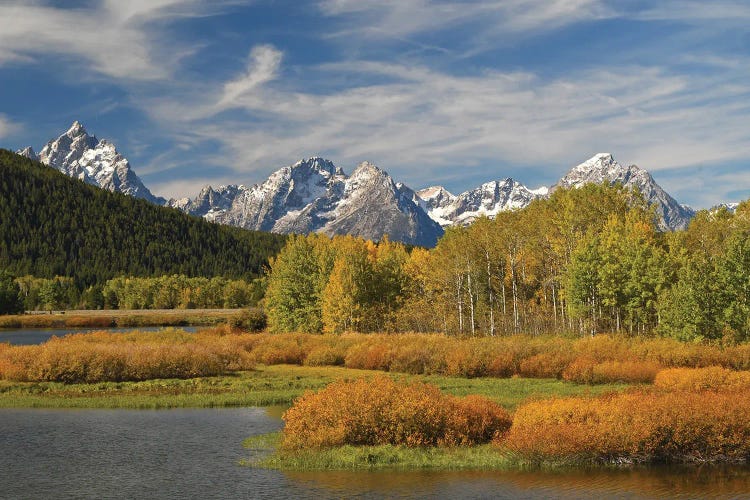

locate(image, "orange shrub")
(724, 344), (750, 370)
(564, 358), (661, 384)
(519, 351), (575, 379)
(0, 329), (257, 382)
(281, 376), (511, 450)
(654, 367), (750, 392)
(303, 345), (346, 366)
(343, 342), (391, 371)
(502, 390), (750, 464)
(248, 333), (313, 365)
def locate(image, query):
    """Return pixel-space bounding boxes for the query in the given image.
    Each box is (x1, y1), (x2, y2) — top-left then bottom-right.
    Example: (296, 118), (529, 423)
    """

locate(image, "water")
(1, 408), (748, 499)
(0, 326), (199, 345)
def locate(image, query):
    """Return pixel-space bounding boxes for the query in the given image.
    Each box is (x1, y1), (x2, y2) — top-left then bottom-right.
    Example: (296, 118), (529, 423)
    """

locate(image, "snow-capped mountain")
(554, 153), (694, 231)
(11, 122), (716, 241)
(709, 202), (740, 214)
(17, 121), (163, 204)
(417, 179), (547, 227)
(172, 158), (444, 247)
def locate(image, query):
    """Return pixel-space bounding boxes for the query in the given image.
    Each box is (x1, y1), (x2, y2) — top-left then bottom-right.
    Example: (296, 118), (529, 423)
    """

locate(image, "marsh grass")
(0, 364), (625, 409)
(244, 432), (526, 470)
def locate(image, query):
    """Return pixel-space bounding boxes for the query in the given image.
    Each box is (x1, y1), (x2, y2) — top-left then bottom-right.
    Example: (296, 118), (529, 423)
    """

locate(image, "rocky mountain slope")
(15, 122), (716, 242)
(553, 153), (695, 231)
(171, 158), (444, 247)
(417, 179), (548, 227)
(17, 121), (163, 204)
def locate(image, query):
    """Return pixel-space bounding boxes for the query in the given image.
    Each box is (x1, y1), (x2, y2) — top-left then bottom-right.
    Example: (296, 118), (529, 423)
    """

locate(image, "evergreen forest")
(0, 149), (286, 290)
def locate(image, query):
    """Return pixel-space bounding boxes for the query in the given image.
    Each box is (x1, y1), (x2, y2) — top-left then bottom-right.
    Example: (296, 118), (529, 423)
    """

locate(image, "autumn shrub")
(502, 390), (750, 464)
(724, 343), (750, 370)
(0, 329), (257, 382)
(633, 338), (727, 368)
(249, 333), (313, 365)
(386, 335), (447, 375)
(343, 341), (392, 371)
(518, 351), (575, 379)
(654, 367), (750, 392)
(564, 358), (661, 384)
(281, 376), (512, 451)
(561, 357), (597, 383)
(303, 345), (346, 366)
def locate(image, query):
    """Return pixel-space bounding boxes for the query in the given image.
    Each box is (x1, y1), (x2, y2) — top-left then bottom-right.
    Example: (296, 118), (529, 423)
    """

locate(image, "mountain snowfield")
(16, 121), (727, 245)
(18, 122), (163, 205)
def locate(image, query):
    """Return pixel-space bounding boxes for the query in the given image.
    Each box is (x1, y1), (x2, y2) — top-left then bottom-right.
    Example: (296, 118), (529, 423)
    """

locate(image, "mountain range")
(17, 121), (721, 245)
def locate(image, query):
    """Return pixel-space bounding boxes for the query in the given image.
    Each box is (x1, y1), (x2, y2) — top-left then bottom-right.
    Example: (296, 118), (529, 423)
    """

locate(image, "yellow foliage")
(281, 376), (512, 450)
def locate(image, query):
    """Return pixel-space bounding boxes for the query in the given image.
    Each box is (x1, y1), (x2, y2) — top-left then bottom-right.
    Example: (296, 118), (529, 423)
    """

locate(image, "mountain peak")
(292, 157), (338, 176)
(555, 154), (694, 230)
(16, 146), (38, 161)
(66, 120), (87, 138)
(33, 122), (162, 204)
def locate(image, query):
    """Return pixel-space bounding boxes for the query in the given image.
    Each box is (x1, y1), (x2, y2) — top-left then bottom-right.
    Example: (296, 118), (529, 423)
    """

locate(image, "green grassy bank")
(0, 364), (627, 410)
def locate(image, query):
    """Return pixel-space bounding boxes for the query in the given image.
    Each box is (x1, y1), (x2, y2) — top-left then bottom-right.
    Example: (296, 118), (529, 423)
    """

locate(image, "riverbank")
(0, 364), (627, 409)
(0, 309), (248, 328)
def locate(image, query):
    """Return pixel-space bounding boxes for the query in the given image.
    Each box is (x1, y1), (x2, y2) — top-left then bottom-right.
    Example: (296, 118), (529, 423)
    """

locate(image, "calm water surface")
(1, 408), (749, 500)
(0, 326), (198, 345)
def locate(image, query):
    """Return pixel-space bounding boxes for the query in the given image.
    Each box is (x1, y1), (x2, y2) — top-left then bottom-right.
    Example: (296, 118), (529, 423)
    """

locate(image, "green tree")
(265, 234), (336, 333)
(0, 270), (22, 314)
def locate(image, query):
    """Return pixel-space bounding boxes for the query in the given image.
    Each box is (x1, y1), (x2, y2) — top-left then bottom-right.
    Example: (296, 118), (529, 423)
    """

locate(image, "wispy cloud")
(138, 43), (750, 207)
(317, 0), (614, 56)
(218, 45), (283, 109)
(0, 1), (232, 80)
(0, 114), (18, 139)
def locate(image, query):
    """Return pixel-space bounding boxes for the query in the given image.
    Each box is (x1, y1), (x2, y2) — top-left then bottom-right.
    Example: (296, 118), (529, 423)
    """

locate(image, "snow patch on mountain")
(173, 158), (444, 247)
(18, 121), (163, 204)
(554, 153), (695, 231)
(417, 178), (544, 227)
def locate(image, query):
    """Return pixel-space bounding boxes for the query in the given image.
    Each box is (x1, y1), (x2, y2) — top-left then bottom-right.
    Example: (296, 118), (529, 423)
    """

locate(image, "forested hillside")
(0, 150), (286, 286)
(265, 184), (750, 342)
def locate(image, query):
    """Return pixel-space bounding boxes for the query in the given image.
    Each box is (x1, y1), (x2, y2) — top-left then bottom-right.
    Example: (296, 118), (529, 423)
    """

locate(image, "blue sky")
(0, 0), (749, 207)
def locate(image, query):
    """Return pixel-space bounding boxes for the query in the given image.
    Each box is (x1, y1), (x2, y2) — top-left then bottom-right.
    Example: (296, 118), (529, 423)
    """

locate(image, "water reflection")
(286, 466), (750, 499)
(0, 326), (198, 345)
(1, 408), (748, 499)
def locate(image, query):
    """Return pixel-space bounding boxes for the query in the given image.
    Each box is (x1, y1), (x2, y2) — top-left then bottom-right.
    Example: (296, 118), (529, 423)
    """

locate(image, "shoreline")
(0, 309), (248, 328)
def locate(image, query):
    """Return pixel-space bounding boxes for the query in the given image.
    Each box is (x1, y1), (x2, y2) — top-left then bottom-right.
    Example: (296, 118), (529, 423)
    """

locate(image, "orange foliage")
(654, 367), (750, 392)
(240, 332), (749, 384)
(563, 358), (661, 384)
(0, 330), (255, 382)
(502, 390), (750, 464)
(281, 376), (512, 450)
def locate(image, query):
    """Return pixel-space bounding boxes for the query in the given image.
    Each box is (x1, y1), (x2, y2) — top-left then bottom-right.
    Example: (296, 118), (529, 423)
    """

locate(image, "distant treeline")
(10, 274), (263, 311)
(0, 149), (286, 287)
(265, 184), (750, 342)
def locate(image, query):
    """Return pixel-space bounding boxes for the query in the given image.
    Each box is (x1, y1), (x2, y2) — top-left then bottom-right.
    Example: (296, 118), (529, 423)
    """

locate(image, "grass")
(244, 432), (526, 470)
(0, 364), (628, 410)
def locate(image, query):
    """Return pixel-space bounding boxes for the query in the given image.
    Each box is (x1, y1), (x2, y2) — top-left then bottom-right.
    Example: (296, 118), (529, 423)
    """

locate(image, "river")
(1, 408), (748, 499)
(0, 326), (199, 345)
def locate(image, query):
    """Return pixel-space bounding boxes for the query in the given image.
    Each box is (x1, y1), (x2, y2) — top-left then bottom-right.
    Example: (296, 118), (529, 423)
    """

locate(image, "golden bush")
(654, 367), (750, 392)
(502, 390), (750, 463)
(281, 376), (512, 450)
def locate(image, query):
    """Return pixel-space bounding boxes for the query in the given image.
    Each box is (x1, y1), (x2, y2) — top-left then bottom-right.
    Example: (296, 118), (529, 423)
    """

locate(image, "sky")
(0, 0), (749, 208)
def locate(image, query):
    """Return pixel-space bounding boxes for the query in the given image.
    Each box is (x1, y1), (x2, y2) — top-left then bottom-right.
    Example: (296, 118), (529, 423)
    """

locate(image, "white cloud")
(317, 0), (613, 52)
(218, 45), (283, 108)
(138, 48), (750, 207)
(0, 1), (233, 80)
(0, 114), (17, 139)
